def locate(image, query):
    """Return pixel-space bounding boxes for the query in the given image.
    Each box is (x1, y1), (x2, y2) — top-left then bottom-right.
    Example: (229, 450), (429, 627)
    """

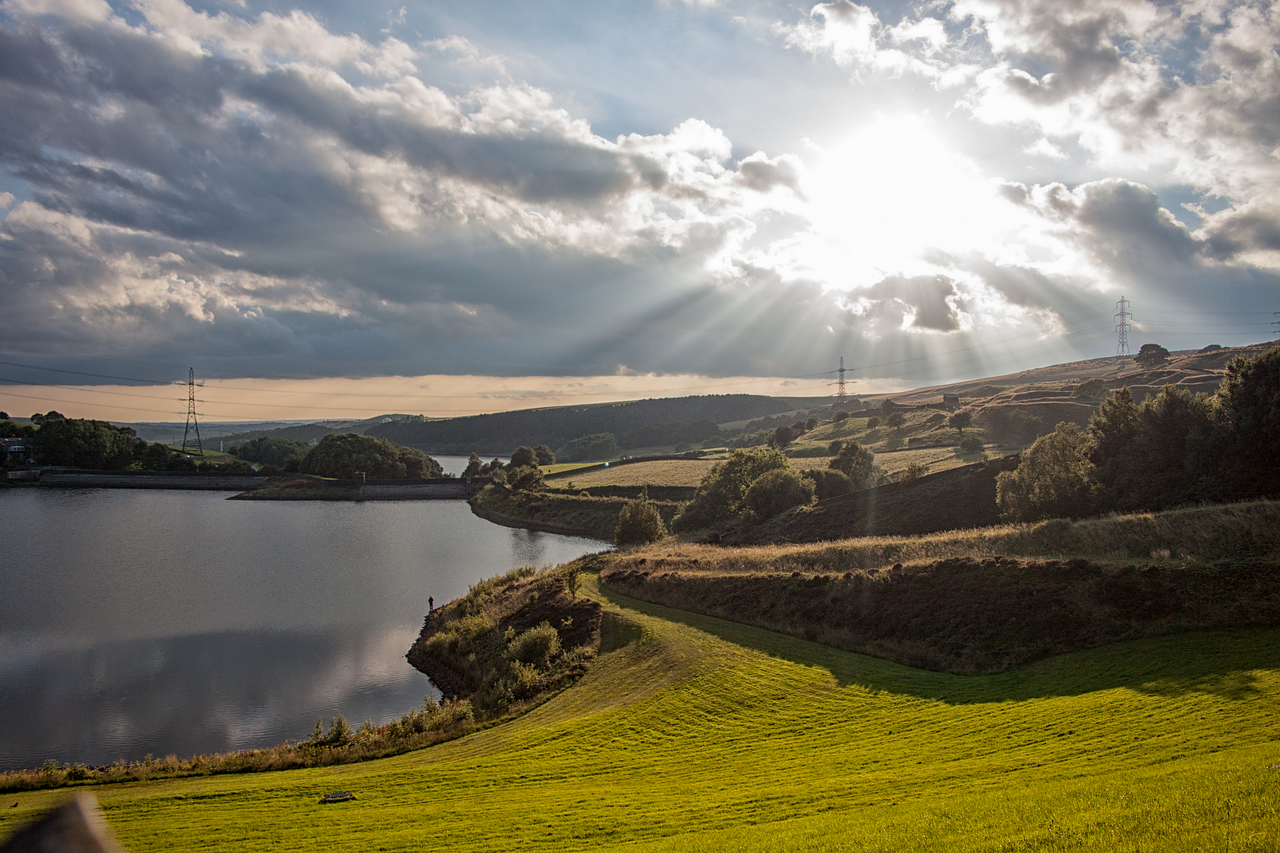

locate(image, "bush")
(803, 468), (854, 501)
(866, 416), (880, 429)
(615, 490), (667, 546)
(507, 465), (544, 491)
(958, 435), (984, 453)
(744, 468), (815, 518)
(948, 410), (973, 433)
(901, 461), (928, 482)
(886, 412), (906, 431)
(828, 439), (844, 456)
(832, 410), (851, 423)
(996, 423), (1096, 522)
(1073, 378), (1109, 398)
(506, 622), (561, 669)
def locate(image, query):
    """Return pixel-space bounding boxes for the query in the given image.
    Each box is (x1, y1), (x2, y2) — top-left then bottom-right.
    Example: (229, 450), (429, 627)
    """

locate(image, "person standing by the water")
(428, 596), (434, 613)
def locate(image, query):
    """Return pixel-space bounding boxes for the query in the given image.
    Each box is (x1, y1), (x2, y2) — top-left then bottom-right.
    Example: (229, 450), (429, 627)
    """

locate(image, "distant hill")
(116, 415), (409, 446)
(367, 395), (833, 454)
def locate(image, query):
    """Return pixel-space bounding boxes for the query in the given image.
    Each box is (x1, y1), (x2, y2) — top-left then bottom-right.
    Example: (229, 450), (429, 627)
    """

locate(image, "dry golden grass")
(567, 459), (718, 488)
(627, 499), (1280, 575)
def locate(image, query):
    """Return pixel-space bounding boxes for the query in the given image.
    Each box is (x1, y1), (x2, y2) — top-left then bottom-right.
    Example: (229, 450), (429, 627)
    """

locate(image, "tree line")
(996, 348), (1280, 521)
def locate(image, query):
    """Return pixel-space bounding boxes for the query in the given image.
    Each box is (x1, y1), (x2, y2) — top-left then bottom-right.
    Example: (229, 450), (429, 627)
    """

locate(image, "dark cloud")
(858, 274), (960, 331)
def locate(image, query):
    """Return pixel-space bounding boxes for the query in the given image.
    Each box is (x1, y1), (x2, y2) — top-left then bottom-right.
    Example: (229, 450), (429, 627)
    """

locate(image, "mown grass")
(5, 573), (1277, 852)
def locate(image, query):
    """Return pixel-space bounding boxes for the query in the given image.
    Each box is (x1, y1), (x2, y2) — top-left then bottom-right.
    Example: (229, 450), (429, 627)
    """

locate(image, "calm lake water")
(0, 461), (601, 771)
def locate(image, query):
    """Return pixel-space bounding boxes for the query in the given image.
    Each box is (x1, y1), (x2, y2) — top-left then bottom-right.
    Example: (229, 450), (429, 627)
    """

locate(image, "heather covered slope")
(602, 500), (1280, 673)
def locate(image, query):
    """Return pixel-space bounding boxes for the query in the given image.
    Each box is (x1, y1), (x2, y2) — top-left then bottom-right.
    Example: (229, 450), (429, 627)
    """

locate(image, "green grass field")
(5, 574), (1278, 851)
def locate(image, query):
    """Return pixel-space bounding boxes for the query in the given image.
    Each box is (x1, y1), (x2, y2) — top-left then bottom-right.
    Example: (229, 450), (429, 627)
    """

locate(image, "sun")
(800, 114), (1019, 291)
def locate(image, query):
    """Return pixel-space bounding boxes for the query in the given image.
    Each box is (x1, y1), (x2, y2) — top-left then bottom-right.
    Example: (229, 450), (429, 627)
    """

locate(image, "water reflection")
(0, 488), (601, 770)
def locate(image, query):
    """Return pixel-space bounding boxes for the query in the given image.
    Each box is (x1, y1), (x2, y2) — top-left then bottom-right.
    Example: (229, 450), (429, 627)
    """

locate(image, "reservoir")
(0, 465), (601, 771)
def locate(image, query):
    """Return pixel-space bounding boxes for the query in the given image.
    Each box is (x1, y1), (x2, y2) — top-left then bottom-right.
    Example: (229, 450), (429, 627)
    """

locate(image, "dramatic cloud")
(0, 0), (1276, 416)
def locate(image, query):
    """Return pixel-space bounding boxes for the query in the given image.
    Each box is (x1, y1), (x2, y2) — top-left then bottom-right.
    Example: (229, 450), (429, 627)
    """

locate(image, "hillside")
(366, 395), (832, 454)
(602, 501), (1280, 673)
(6, 570), (1277, 851)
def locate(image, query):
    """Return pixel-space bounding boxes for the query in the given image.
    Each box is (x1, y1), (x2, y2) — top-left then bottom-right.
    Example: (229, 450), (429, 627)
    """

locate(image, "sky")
(1, 0), (1277, 421)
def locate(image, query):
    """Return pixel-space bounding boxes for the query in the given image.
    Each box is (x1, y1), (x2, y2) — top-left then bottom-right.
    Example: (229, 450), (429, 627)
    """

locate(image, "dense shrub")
(1074, 378), (1109, 398)
(803, 468), (854, 501)
(958, 436), (984, 453)
(507, 465), (545, 491)
(615, 490), (668, 546)
(744, 468), (815, 518)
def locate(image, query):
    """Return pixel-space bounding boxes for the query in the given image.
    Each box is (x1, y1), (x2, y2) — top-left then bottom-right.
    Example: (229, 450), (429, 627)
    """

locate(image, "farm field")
(7, 573), (1278, 852)
(565, 459), (720, 488)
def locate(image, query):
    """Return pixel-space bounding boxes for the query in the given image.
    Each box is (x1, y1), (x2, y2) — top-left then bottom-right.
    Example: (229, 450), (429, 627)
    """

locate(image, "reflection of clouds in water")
(509, 528), (608, 570)
(510, 529), (549, 568)
(1, 490), (602, 770)
(0, 626), (434, 771)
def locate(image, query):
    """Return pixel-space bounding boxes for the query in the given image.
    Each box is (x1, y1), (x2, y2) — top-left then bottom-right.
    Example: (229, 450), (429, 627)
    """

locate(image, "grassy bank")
(469, 485), (681, 541)
(4, 574), (1277, 851)
(601, 500), (1280, 673)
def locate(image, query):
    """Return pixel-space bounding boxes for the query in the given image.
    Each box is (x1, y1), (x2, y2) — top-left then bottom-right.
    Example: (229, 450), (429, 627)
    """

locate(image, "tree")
(832, 410), (851, 423)
(866, 416), (880, 429)
(995, 423), (1096, 522)
(509, 446), (537, 469)
(556, 433), (618, 462)
(533, 445), (556, 466)
(827, 439), (844, 456)
(744, 468), (815, 518)
(462, 452), (484, 478)
(949, 410), (973, 434)
(886, 412), (906, 431)
(1216, 348), (1280, 497)
(672, 447), (790, 531)
(298, 433), (443, 480)
(880, 400), (897, 414)
(231, 436), (310, 468)
(1134, 343), (1171, 367)
(615, 488), (667, 546)
(1086, 387), (1140, 503)
(32, 418), (145, 469)
(829, 441), (875, 487)
(769, 425), (796, 448)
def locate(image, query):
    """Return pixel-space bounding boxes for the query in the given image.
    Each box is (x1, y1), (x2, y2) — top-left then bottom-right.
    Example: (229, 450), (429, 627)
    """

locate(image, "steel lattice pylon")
(181, 367), (204, 457)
